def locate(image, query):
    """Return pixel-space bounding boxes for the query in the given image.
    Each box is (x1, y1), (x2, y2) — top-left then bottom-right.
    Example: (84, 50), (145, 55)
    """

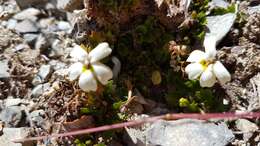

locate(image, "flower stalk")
(13, 112), (260, 143)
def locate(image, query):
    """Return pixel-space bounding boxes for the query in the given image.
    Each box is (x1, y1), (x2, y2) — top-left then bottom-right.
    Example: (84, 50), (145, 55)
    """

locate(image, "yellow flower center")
(199, 59), (211, 70)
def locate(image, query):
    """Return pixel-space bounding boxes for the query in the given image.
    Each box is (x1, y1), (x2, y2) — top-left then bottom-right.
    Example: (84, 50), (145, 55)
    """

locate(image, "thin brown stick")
(13, 112), (260, 143)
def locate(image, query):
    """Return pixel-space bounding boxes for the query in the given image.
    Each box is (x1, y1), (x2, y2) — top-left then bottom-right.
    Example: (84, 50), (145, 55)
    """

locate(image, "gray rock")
(23, 33), (38, 45)
(48, 60), (66, 71)
(57, 21), (71, 31)
(0, 106), (23, 127)
(49, 39), (65, 57)
(30, 110), (47, 128)
(205, 13), (237, 45)
(146, 119), (234, 146)
(14, 44), (29, 52)
(38, 64), (53, 81)
(13, 8), (41, 21)
(15, 0), (48, 9)
(6, 19), (17, 29)
(235, 119), (259, 142)
(56, 0), (83, 12)
(31, 83), (50, 97)
(0, 59), (10, 78)
(15, 20), (39, 33)
(32, 64), (52, 85)
(236, 119), (258, 132)
(5, 98), (22, 107)
(0, 128), (32, 146)
(35, 34), (49, 51)
(38, 17), (55, 29)
(126, 118), (234, 146)
(248, 5), (260, 15)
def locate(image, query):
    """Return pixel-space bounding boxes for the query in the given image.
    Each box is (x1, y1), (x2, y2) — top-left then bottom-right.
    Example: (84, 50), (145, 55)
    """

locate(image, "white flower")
(68, 42), (113, 92)
(185, 46), (231, 87)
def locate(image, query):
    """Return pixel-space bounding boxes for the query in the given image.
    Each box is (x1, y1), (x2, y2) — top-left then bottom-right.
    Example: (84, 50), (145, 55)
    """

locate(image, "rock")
(14, 44), (29, 52)
(48, 60), (66, 71)
(0, 0), (19, 20)
(15, 20), (39, 33)
(38, 65), (53, 81)
(35, 34), (49, 51)
(23, 33), (38, 45)
(56, 0), (84, 12)
(0, 106), (23, 127)
(31, 76), (42, 86)
(31, 83), (50, 97)
(236, 119), (258, 132)
(49, 39), (65, 57)
(30, 110), (47, 128)
(57, 21), (71, 31)
(15, 0), (48, 9)
(145, 119), (234, 146)
(236, 119), (259, 141)
(13, 8), (41, 21)
(248, 5), (260, 15)
(0, 128), (32, 146)
(38, 17), (56, 29)
(126, 118), (234, 146)
(5, 98), (22, 107)
(6, 19), (17, 29)
(205, 13), (237, 45)
(125, 115), (151, 146)
(32, 65), (52, 85)
(0, 59), (10, 78)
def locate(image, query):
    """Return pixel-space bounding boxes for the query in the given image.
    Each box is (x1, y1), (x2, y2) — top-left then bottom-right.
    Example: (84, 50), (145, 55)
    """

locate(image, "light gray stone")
(15, 20), (39, 33)
(38, 17), (55, 29)
(236, 119), (258, 132)
(126, 118), (234, 146)
(35, 34), (49, 51)
(146, 119), (234, 146)
(23, 33), (38, 45)
(0, 106), (23, 127)
(5, 98), (22, 107)
(0, 59), (10, 78)
(31, 83), (50, 97)
(57, 21), (71, 31)
(248, 5), (260, 15)
(49, 39), (65, 57)
(7, 19), (17, 29)
(0, 128), (32, 146)
(32, 64), (52, 85)
(56, 0), (83, 12)
(38, 64), (53, 81)
(13, 8), (41, 21)
(30, 110), (46, 127)
(14, 44), (29, 52)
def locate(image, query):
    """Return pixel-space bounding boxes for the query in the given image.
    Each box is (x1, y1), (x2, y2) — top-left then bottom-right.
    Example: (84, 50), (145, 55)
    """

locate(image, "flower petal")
(213, 61), (231, 84)
(92, 62), (113, 85)
(68, 62), (83, 81)
(186, 50), (206, 62)
(89, 42), (112, 63)
(70, 45), (89, 63)
(185, 63), (204, 80)
(199, 64), (216, 87)
(204, 36), (217, 60)
(79, 70), (97, 92)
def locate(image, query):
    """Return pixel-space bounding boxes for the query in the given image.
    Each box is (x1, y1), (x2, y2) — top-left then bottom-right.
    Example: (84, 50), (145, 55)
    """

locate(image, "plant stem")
(13, 112), (260, 143)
